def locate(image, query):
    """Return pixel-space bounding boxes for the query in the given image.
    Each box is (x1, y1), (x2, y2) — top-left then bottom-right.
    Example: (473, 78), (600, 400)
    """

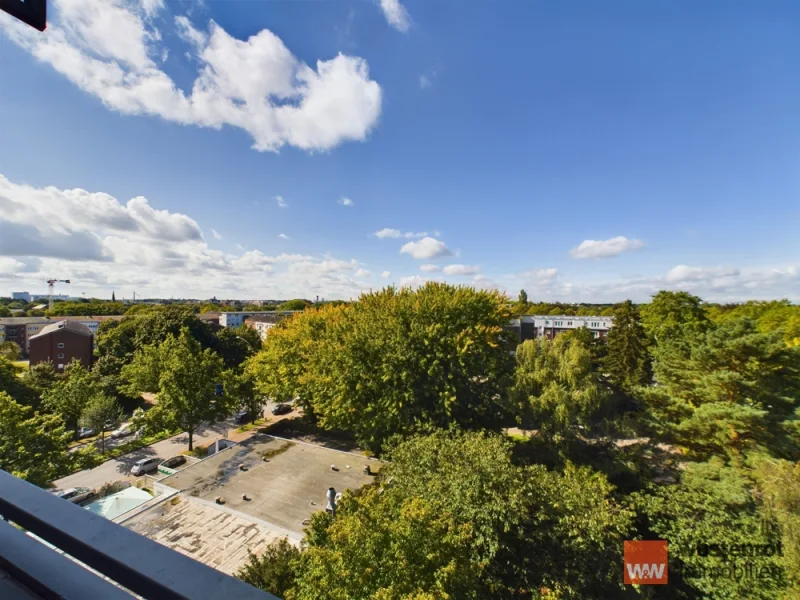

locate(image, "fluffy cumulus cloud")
(0, 0), (382, 152)
(378, 0), (411, 32)
(278, 233), (290, 240)
(569, 236), (645, 259)
(380, 270), (391, 278)
(338, 197), (354, 207)
(442, 264), (480, 276)
(355, 268), (371, 278)
(419, 264), (440, 273)
(275, 196), (288, 208)
(400, 237), (452, 260)
(0, 173), (375, 299)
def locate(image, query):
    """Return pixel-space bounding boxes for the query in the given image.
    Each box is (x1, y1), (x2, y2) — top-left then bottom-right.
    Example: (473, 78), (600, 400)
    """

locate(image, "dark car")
(234, 410), (251, 424)
(272, 403), (292, 416)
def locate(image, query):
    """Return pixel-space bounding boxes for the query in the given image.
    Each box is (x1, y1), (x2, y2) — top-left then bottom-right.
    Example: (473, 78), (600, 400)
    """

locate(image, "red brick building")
(28, 320), (94, 371)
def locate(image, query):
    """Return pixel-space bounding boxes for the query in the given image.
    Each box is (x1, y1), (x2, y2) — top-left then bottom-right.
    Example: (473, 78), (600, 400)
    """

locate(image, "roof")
(197, 312), (221, 320)
(244, 315), (284, 324)
(28, 320), (93, 340)
(0, 315), (125, 326)
(85, 488), (153, 521)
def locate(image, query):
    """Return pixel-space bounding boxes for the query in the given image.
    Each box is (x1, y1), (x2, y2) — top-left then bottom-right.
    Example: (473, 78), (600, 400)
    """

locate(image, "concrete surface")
(123, 494), (296, 576)
(158, 434), (380, 535)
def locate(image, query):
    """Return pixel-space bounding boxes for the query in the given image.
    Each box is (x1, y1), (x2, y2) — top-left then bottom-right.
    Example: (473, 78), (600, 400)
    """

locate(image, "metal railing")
(0, 469), (278, 599)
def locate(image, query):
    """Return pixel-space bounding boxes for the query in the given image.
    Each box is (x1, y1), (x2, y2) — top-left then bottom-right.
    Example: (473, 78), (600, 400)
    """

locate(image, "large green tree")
(0, 391), (72, 486)
(641, 290), (710, 344)
(125, 328), (226, 450)
(603, 300), (651, 390)
(511, 332), (614, 442)
(248, 283), (516, 451)
(80, 394), (123, 453)
(649, 318), (800, 460)
(42, 360), (102, 439)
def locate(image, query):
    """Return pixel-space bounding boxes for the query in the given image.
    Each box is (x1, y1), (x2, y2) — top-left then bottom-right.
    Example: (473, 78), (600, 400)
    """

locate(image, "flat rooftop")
(123, 494), (296, 575)
(157, 434), (380, 535)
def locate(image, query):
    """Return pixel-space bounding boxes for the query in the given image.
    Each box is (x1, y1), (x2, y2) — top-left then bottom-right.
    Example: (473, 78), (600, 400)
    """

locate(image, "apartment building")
(218, 310), (300, 328)
(508, 315), (613, 343)
(0, 315), (125, 356)
(244, 314), (284, 341)
(28, 320), (94, 371)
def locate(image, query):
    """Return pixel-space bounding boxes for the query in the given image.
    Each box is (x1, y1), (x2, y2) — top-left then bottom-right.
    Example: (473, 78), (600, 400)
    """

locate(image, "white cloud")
(569, 236), (645, 259)
(664, 264), (739, 284)
(398, 275), (432, 289)
(400, 237), (452, 260)
(380, 270), (391, 278)
(443, 264), (480, 276)
(0, 0), (382, 152)
(278, 233), (290, 240)
(355, 268), (371, 278)
(420, 264), (441, 273)
(211, 229), (222, 240)
(378, 0), (410, 32)
(338, 197), (354, 207)
(275, 196), (288, 208)
(419, 75), (431, 89)
(374, 228), (428, 239)
(0, 172), (381, 299)
(519, 267), (559, 281)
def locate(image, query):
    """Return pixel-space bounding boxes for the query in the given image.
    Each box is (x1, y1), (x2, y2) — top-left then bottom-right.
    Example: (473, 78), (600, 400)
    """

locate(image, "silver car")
(130, 457), (160, 476)
(54, 487), (95, 505)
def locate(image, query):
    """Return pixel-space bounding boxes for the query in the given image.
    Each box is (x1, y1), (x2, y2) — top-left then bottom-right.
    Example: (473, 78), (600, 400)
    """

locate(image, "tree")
(237, 539), (301, 599)
(43, 360), (102, 439)
(0, 391), (72, 486)
(640, 290), (709, 344)
(0, 305), (11, 317)
(293, 487), (484, 600)
(224, 371), (263, 423)
(216, 325), (262, 370)
(126, 328), (226, 450)
(278, 299), (310, 311)
(80, 394), (123, 453)
(249, 283), (516, 452)
(511, 332), (613, 443)
(0, 340), (21, 360)
(603, 300), (651, 390)
(650, 318), (800, 459)
(633, 462), (787, 599)
(0, 356), (37, 406)
(21, 361), (60, 405)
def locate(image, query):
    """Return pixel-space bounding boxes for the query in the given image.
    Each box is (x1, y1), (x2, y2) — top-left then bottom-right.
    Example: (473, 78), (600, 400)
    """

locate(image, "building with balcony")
(244, 315), (285, 341)
(508, 315), (613, 343)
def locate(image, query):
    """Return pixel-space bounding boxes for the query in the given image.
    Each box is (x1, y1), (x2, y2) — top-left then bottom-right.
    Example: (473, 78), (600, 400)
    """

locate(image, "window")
(58, 342), (65, 348)
(57, 353), (64, 359)
(567, 321), (572, 326)
(593, 331), (599, 338)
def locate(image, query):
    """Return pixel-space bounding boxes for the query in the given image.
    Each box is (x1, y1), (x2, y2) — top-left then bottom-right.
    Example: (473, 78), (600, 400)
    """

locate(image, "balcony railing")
(0, 469), (278, 599)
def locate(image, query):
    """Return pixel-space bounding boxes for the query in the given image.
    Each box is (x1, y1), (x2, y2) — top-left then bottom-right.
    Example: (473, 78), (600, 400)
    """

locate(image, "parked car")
(160, 456), (187, 470)
(54, 487), (95, 505)
(234, 410), (251, 424)
(78, 427), (95, 439)
(130, 457), (160, 476)
(110, 423), (134, 439)
(272, 403), (292, 416)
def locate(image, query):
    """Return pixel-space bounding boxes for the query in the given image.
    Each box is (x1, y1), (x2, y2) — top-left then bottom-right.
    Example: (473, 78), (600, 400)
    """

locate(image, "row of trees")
(0, 307), (266, 482)
(240, 284), (800, 599)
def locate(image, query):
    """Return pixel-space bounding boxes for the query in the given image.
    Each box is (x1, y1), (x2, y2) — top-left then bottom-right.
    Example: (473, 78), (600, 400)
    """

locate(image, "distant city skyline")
(0, 1), (798, 302)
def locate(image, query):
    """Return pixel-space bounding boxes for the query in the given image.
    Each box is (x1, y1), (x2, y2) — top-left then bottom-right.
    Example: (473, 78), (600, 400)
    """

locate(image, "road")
(53, 401), (296, 492)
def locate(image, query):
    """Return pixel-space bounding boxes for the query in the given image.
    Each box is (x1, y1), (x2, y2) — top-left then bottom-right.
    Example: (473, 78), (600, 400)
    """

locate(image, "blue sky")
(0, 0), (798, 301)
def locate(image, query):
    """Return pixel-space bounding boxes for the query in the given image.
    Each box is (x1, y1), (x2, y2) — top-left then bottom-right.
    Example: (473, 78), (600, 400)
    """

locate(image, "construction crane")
(46, 279), (71, 311)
